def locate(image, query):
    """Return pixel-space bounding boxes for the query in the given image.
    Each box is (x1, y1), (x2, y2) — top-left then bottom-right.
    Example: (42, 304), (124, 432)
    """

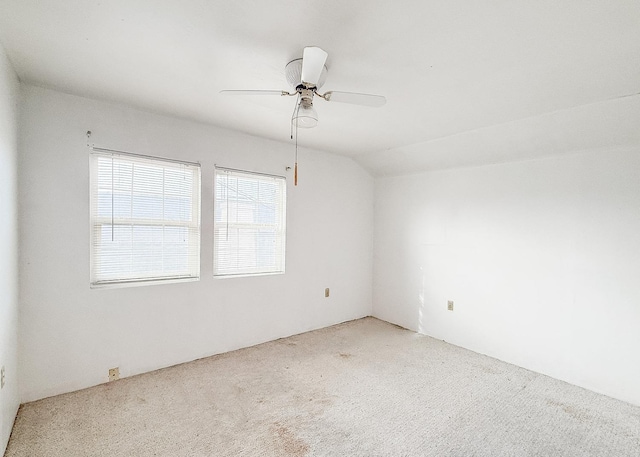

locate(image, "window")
(90, 151), (201, 287)
(214, 167), (286, 277)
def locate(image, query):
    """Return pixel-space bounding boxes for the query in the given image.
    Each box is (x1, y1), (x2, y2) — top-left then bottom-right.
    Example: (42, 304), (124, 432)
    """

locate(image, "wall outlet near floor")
(325, 288), (330, 298)
(1, 365), (5, 388)
(447, 300), (454, 311)
(108, 367), (120, 382)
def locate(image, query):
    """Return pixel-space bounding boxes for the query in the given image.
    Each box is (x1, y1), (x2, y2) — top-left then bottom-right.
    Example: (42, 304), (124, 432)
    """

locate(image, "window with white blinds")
(90, 151), (201, 287)
(214, 168), (286, 277)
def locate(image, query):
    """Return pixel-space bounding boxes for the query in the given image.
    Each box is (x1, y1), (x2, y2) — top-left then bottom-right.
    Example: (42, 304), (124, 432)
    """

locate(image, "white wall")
(374, 149), (640, 405)
(0, 44), (20, 455)
(18, 85), (373, 402)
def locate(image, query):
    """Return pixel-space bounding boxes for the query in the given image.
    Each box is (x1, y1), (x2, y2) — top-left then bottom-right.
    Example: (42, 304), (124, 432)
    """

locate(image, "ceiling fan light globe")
(294, 116), (318, 128)
(292, 104), (318, 128)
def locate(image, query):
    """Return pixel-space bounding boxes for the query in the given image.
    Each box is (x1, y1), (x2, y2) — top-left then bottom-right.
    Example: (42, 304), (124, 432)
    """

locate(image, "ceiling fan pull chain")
(295, 107), (299, 187)
(289, 95), (302, 186)
(290, 94), (301, 140)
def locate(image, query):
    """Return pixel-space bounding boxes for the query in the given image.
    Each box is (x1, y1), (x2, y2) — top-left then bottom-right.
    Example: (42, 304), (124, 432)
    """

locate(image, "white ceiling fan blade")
(324, 91), (386, 107)
(220, 90), (288, 96)
(301, 46), (328, 86)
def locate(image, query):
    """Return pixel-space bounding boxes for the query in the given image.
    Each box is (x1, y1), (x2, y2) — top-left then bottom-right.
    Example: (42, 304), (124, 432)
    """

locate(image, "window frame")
(89, 150), (201, 288)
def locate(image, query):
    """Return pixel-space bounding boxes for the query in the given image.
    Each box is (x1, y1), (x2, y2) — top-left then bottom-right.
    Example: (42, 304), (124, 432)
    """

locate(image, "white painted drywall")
(18, 85), (373, 402)
(0, 44), (20, 455)
(358, 95), (640, 176)
(373, 149), (640, 405)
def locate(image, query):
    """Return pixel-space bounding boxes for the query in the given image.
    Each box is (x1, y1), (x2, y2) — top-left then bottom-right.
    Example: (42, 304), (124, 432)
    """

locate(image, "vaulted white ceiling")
(1, 0), (638, 175)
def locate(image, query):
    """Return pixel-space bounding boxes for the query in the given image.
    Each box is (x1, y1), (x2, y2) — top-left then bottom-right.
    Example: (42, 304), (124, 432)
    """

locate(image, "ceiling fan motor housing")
(285, 58), (328, 90)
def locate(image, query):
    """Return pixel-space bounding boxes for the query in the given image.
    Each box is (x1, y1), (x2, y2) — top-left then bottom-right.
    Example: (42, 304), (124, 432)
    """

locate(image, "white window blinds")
(214, 168), (286, 277)
(90, 151), (201, 286)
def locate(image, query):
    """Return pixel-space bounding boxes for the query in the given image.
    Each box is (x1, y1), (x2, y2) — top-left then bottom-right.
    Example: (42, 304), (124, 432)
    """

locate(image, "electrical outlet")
(447, 300), (454, 311)
(325, 288), (330, 298)
(108, 367), (120, 382)
(1, 366), (5, 389)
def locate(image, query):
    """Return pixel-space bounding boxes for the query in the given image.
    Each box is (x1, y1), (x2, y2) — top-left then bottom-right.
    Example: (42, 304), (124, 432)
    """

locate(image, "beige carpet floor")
(5, 317), (640, 456)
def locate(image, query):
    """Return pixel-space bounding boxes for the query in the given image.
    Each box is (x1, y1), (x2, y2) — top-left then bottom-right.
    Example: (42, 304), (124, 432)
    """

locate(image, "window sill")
(213, 271), (285, 280)
(90, 276), (199, 289)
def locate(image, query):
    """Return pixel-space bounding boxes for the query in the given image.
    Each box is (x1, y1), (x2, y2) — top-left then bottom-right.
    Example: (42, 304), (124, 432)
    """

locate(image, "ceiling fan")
(220, 46), (386, 129)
